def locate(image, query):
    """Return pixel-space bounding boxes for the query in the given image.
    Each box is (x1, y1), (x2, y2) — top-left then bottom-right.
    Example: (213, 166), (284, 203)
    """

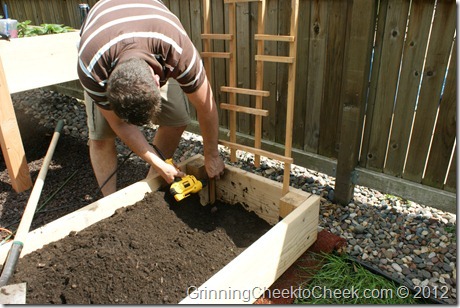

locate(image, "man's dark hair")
(107, 57), (162, 126)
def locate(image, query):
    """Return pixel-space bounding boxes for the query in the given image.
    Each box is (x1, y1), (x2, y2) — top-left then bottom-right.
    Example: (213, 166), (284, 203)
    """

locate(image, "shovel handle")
(0, 120), (63, 288)
(0, 242), (22, 287)
(14, 120), (64, 242)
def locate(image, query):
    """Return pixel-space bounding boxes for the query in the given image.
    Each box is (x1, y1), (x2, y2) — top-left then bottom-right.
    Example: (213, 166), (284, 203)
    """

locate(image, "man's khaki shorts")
(85, 79), (191, 140)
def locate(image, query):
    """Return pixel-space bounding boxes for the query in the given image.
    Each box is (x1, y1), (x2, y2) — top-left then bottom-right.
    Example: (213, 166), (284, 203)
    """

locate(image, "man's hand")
(205, 154), (225, 180)
(159, 160), (186, 184)
(186, 78), (225, 181)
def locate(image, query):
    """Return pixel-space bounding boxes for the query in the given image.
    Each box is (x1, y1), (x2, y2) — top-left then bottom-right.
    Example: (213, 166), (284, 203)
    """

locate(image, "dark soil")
(0, 108), (272, 304)
(0, 108), (148, 232)
(10, 191), (271, 304)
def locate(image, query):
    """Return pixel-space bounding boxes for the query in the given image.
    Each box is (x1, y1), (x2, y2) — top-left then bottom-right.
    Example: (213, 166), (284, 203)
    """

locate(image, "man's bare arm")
(185, 77), (225, 179)
(98, 107), (185, 183)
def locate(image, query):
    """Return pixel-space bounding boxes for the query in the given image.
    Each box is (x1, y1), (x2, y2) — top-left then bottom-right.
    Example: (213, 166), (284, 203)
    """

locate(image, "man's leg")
(84, 92), (118, 197)
(154, 125), (187, 158)
(89, 138), (117, 197)
(146, 79), (191, 179)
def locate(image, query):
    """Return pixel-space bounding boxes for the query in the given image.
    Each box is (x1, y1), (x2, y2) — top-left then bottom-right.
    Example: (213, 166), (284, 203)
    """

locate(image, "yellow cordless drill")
(169, 173), (205, 202)
(152, 144), (205, 202)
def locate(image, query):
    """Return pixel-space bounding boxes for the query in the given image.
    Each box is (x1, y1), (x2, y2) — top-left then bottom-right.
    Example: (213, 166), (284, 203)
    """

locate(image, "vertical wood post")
(334, 0), (376, 205)
(0, 56), (32, 192)
(228, 2), (237, 162)
(253, 0), (266, 167)
(282, 0), (299, 195)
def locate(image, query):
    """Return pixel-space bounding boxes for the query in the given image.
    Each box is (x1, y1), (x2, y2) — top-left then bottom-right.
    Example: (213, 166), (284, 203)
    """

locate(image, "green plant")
(17, 20), (73, 37)
(444, 224), (456, 235)
(294, 253), (422, 304)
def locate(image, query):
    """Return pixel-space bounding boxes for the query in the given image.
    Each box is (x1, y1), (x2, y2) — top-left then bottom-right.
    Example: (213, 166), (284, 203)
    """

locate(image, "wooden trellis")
(201, 0), (299, 198)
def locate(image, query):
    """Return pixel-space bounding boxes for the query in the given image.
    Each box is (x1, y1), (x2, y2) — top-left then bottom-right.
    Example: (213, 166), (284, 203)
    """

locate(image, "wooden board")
(0, 58), (32, 192)
(422, 39), (457, 188)
(444, 148), (456, 193)
(0, 31), (80, 94)
(236, 0), (251, 135)
(365, 0), (410, 172)
(261, 0), (279, 143)
(303, 0), (328, 153)
(383, 0), (435, 177)
(403, 0), (456, 182)
(333, 0), (376, 204)
(318, 0), (348, 158)
(195, 154), (313, 225)
(180, 194), (319, 304)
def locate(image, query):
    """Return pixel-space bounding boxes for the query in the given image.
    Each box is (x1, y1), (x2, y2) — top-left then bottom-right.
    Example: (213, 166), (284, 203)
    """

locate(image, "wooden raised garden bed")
(0, 154), (320, 304)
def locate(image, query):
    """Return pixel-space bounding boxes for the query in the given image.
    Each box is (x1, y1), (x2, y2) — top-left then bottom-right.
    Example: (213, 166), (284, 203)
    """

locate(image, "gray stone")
(442, 263), (453, 272)
(392, 263), (403, 272)
(420, 269), (432, 279)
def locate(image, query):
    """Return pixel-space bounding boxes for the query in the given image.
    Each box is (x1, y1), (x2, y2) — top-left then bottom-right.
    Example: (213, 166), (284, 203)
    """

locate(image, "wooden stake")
(0, 56), (32, 192)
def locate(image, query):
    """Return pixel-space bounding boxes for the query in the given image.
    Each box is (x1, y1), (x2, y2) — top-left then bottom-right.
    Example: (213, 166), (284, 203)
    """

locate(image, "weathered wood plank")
(262, 0), (279, 143)
(384, 0), (435, 177)
(211, 0), (229, 129)
(334, 0), (376, 205)
(357, 167), (456, 214)
(359, 0), (389, 168)
(403, 0), (456, 182)
(422, 40), (456, 188)
(187, 0), (203, 121)
(162, 0), (170, 7)
(444, 147), (456, 193)
(292, 0), (311, 150)
(365, 0), (410, 172)
(303, 0), (328, 153)
(236, 1), (251, 135)
(318, 0), (348, 159)
(167, 0), (180, 18)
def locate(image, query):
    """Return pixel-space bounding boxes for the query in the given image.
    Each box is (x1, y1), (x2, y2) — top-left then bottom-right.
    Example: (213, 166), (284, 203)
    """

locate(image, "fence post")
(334, 0), (376, 205)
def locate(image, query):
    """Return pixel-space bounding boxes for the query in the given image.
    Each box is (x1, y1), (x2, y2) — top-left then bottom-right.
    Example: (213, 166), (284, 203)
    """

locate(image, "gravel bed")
(11, 89), (457, 304)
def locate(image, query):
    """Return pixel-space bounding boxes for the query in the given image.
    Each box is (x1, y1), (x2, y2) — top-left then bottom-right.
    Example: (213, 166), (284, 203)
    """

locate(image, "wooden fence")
(3, 0), (456, 212)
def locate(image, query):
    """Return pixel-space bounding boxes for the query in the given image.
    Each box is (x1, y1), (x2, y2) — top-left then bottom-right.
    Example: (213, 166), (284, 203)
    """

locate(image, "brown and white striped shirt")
(77, 0), (205, 109)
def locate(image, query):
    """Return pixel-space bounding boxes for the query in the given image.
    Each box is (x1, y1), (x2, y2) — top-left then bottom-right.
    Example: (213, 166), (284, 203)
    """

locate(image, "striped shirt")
(77, 0), (205, 109)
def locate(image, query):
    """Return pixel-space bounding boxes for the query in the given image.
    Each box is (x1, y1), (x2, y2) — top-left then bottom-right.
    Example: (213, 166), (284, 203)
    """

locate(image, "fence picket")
(422, 40), (456, 188)
(384, 0), (436, 177)
(403, 0), (456, 183)
(365, 0), (410, 172)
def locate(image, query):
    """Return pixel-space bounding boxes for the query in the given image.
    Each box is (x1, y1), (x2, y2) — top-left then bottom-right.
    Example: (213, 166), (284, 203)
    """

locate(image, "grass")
(294, 253), (424, 305)
(444, 224), (456, 235)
